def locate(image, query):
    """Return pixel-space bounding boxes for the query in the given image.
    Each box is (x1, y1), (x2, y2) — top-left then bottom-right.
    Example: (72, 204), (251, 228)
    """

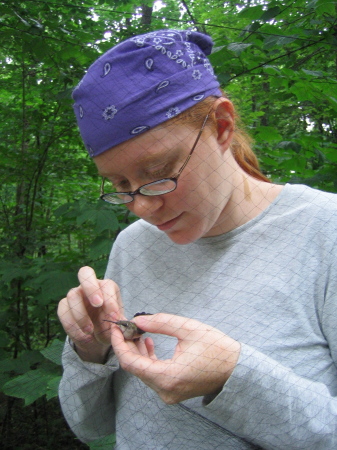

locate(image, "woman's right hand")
(57, 266), (124, 363)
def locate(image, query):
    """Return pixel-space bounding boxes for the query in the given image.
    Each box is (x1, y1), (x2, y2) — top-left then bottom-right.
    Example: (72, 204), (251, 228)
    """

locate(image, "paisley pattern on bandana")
(72, 29), (221, 157)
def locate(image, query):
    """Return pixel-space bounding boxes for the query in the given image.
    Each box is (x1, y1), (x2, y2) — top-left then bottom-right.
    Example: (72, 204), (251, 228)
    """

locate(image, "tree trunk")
(141, 3), (153, 25)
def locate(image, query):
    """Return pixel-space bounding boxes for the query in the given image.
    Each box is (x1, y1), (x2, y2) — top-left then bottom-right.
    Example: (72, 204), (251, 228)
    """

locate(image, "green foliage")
(89, 433), (117, 449)
(204, 0), (337, 189)
(3, 362), (61, 406)
(0, 0), (336, 447)
(0, 340), (62, 406)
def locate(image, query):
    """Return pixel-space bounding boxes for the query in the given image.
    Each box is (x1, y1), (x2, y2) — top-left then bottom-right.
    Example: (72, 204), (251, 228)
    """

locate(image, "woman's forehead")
(94, 124), (196, 174)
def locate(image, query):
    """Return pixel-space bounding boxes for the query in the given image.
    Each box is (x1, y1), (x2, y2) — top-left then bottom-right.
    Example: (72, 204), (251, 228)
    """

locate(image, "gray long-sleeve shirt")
(59, 184), (337, 449)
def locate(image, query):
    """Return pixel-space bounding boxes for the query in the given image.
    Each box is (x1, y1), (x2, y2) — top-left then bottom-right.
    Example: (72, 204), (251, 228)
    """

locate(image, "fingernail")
(92, 294), (103, 307)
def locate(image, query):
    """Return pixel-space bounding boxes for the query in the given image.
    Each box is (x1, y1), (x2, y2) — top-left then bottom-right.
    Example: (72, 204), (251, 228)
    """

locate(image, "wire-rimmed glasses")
(100, 110), (211, 205)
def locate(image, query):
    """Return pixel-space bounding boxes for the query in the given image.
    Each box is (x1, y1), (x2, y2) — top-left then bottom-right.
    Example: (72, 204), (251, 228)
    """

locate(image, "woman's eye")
(110, 179), (129, 191)
(149, 163), (172, 179)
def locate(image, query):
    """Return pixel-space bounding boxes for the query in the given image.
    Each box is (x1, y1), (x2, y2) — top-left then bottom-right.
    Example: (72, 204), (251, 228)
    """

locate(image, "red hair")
(171, 94), (270, 183)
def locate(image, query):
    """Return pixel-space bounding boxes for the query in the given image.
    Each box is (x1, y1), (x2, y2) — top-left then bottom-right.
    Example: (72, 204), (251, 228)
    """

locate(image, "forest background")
(0, 0), (336, 448)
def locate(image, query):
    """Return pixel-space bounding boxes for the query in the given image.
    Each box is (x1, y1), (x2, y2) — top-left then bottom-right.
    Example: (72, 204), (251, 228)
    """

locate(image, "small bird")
(103, 320), (145, 340)
(103, 312), (152, 340)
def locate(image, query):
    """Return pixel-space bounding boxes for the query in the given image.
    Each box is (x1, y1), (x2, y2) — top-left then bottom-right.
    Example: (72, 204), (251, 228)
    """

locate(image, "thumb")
(133, 313), (206, 340)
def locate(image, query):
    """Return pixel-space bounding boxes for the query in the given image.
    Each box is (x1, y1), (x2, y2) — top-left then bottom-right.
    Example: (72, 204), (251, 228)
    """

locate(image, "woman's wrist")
(73, 340), (112, 364)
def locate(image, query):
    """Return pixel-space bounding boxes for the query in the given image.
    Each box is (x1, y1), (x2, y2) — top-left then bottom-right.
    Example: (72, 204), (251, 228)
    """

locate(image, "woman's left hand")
(109, 313), (241, 404)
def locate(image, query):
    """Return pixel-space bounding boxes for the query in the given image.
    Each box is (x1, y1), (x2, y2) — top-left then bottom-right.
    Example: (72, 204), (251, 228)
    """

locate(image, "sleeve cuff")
(64, 337), (119, 376)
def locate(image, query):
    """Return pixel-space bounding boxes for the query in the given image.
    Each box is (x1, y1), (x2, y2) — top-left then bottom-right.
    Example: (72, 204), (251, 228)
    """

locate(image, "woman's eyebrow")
(97, 148), (181, 177)
(136, 148), (177, 166)
(96, 153), (166, 177)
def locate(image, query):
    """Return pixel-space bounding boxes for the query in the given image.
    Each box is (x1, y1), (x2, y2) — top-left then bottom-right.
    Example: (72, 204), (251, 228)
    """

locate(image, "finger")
(110, 327), (154, 372)
(144, 337), (157, 360)
(57, 297), (74, 334)
(57, 296), (95, 343)
(111, 330), (180, 396)
(133, 337), (157, 360)
(133, 313), (206, 340)
(78, 266), (103, 307)
(98, 278), (125, 319)
(63, 287), (94, 334)
(134, 337), (151, 357)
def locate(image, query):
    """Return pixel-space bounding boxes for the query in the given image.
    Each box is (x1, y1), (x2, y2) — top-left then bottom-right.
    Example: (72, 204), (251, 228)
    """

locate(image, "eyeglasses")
(100, 110), (211, 205)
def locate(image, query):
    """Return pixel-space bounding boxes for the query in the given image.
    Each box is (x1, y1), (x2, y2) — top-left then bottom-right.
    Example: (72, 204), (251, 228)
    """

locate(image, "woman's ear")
(213, 98), (235, 149)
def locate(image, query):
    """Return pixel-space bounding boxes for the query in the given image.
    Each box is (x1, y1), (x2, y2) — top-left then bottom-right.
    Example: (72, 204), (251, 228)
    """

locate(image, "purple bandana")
(72, 29), (221, 157)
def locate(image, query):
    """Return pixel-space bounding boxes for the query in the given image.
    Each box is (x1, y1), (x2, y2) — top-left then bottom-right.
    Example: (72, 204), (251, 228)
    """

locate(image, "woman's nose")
(128, 194), (163, 218)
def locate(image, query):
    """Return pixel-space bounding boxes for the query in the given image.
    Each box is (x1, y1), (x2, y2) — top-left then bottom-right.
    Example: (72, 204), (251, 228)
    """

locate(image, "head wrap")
(72, 29), (221, 157)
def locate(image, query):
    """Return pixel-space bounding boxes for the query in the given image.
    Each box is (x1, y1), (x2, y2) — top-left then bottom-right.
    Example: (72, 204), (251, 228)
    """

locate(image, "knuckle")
(157, 375), (178, 393)
(159, 391), (179, 405)
(102, 278), (120, 294)
(119, 360), (131, 372)
(57, 297), (72, 319)
(119, 360), (126, 370)
(57, 301), (65, 318)
(67, 286), (80, 298)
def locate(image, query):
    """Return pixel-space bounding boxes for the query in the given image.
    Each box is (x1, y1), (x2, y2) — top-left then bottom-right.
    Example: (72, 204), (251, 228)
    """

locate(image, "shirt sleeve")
(205, 341), (337, 449)
(58, 338), (119, 443)
(204, 213), (337, 449)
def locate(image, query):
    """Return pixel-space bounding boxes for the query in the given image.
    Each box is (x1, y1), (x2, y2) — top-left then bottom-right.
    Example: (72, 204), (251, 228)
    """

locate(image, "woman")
(58, 29), (337, 449)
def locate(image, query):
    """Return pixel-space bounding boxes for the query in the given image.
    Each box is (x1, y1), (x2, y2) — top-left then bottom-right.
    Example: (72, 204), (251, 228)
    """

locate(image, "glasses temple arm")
(176, 111), (211, 178)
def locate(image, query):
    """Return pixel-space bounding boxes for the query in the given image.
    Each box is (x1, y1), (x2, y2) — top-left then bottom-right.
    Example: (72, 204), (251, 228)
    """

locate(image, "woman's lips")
(156, 214), (182, 231)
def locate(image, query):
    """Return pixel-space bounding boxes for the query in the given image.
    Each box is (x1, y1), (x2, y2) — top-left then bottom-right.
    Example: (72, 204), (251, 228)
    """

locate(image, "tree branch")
(228, 36), (327, 82)
(180, 0), (206, 33)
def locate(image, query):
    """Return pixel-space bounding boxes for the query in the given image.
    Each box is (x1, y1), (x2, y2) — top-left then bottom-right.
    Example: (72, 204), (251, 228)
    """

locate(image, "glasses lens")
(101, 193), (133, 204)
(139, 179), (177, 196)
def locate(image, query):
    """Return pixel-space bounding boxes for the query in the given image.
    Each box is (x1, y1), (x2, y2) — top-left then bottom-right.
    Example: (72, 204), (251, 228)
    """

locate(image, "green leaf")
(3, 368), (55, 405)
(277, 141), (302, 153)
(46, 375), (62, 400)
(95, 209), (119, 233)
(315, 0), (337, 15)
(264, 35), (298, 49)
(328, 96), (337, 106)
(324, 146), (337, 162)
(89, 236), (113, 259)
(0, 372), (11, 391)
(53, 202), (73, 217)
(260, 6), (281, 22)
(0, 263), (30, 284)
(217, 72), (232, 85)
(40, 339), (64, 366)
(289, 82), (317, 102)
(227, 43), (252, 55)
(238, 5), (264, 20)
(306, 0), (318, 8)
(29, 270), (78, 302)
(89, 433), (116, 449)
(76, 208), (97, 225)
(0, 351), (44, 375)
(302, 69), (324, 77)
(254, 126), (282, 142)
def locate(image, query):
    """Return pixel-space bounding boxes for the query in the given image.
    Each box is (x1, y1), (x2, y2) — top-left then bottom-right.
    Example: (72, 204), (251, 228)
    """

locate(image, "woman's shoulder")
(281, 183), (337, 212)
(279, 184), (337, 237)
